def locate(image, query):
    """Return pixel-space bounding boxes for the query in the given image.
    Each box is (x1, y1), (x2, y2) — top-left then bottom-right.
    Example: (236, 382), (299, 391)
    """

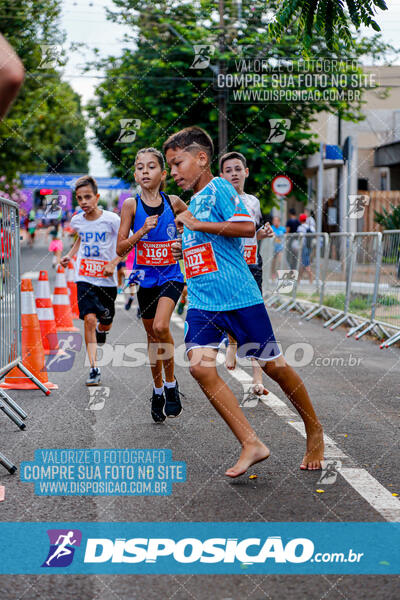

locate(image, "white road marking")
(172, 311), (400, 522)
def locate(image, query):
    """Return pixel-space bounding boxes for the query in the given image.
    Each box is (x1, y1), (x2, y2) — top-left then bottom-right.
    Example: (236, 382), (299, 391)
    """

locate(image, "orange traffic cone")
(53, 265), (79, 332)
(0, 279), (57, 390)
(66, 261), (79, 319)
(35, 270), (59, 355)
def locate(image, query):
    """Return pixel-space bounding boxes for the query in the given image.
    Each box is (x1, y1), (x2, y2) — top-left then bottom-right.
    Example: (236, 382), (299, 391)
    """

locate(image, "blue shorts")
(185, 304), (281, 361)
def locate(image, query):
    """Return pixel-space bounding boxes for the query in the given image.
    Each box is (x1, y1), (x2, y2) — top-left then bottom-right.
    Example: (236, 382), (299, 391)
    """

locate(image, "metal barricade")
(294, 233), (330, 319)
(0, 196), (48, 473)
(346, 232), (384, 339)
(317, 232), (356, 330)
(262, 233), (302, 312)
(375, 230), (400, 348)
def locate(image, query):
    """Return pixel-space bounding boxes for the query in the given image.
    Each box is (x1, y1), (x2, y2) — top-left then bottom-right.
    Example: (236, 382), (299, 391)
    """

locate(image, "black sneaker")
(164, 379), (183, 418)
(151, 390), (166, 423)
(86, 367), (101, 386)
(96, 327), (108, 345)
(125, 297), (133, 311)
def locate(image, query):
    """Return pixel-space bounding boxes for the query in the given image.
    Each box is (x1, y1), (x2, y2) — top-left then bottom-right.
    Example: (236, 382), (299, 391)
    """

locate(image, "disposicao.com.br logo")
(0, 522), (394, 574)
(82, 536), (363, 566)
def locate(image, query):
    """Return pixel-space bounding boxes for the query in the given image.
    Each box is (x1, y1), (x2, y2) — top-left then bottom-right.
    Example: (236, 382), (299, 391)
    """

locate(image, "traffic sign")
(272, 175), (293, 196)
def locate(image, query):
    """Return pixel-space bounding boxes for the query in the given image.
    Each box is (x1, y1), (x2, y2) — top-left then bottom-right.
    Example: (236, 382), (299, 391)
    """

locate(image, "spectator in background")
(286, 208), (300, 269)
(286, 207), (300, 234)
(298, 213), (313, 284)
(27, 208), (36, 247)
(305, 208), (316, 233)
(0, 34), (24, 120)
(271, 215), (286, 279)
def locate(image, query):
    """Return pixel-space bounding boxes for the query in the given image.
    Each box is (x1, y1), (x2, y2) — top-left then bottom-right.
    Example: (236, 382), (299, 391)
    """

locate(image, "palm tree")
(272, 0), (388, 50)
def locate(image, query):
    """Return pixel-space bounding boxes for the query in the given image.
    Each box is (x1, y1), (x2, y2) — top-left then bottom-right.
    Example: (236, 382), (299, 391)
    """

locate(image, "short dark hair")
(289, 207), (297, 216)
(163, 126), (214, 161)
(219, 151), (247, 172)
(75, 176), (98, 195)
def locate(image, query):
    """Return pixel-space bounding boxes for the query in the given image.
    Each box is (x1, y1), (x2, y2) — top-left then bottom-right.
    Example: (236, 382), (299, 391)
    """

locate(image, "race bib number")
(79, 259), (108, 278)
(136, 240), (176, 266)
(183, 242), (218, 279)
(244, 244), (257, 265)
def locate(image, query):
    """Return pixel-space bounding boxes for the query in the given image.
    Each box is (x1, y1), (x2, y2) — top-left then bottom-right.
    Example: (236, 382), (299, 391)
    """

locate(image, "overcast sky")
(60, 0), (400, 175)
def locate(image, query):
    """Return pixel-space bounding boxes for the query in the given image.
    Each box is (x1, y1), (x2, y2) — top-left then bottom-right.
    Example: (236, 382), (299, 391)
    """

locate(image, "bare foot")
(252, 383), (269, 396)
(300, 426), (324, 470)
(225, 345), (237, 370)
(225, 440), (270, 478)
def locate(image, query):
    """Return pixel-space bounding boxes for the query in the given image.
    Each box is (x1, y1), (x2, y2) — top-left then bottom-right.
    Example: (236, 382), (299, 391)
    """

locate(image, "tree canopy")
(0, 0), (89, 185)
(88, 0), (391, 210)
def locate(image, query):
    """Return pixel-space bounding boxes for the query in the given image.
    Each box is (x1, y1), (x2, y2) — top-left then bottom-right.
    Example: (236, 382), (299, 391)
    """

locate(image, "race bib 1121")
(183, 242), (218, 279)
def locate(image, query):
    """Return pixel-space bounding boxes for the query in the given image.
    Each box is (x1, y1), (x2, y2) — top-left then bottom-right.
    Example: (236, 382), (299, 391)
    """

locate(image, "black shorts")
(249, 264), (263, 293)
(77, 282), (117, 325)
(137, 280), (185, 320)
(117, 261), (126, 271)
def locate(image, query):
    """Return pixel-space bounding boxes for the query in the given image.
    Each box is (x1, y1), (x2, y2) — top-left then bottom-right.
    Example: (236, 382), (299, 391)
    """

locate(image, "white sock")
(154, 385), (164, 395)
(164, 380), (176, 389)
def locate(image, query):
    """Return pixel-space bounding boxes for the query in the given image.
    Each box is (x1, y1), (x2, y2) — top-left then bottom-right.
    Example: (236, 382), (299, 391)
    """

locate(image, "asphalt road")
(0, 234), (399, 599)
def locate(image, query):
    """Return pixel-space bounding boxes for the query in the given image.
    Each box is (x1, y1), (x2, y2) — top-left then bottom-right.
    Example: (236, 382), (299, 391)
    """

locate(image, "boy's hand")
(260, 222), (274, 239)
(102, 262), (116, 277)
(141, 215), (158, 234)
(175, 210), (200, 232)
(171, 239), (183, 261)
(60, 255), (71, 267)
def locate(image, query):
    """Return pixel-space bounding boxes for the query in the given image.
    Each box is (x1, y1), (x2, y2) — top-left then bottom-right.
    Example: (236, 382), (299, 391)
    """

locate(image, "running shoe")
(151, 390), (166, 423)
(164, 379), (183, 418)
(125, 297), (133, 311)
(86, 367), (101, 386)
(176, 301), (185, 315)
(96, 327), (108, 345)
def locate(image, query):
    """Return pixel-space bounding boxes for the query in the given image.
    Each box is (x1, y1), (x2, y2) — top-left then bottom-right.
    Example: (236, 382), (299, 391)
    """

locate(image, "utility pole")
(218, 0), (228, 157)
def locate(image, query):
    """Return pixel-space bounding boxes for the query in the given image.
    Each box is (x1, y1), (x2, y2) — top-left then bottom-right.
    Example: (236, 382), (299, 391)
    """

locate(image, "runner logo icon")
(42, 529), (82, 568)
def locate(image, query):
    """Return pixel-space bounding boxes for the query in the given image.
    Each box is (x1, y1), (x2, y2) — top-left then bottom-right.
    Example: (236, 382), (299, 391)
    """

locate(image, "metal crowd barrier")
(262, 229), (400, 347)
(0, 196), (47, 473)
(377, 230), (400, 348)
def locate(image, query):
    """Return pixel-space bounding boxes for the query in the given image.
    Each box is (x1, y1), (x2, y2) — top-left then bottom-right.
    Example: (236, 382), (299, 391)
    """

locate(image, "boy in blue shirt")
(164, 126), (324, 477)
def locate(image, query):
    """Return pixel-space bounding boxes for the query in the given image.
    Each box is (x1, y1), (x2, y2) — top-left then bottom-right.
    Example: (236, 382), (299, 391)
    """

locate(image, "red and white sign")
(136, 240), (176, 266)
(272, 175), (293, 196)
(183, 242), (219, 279)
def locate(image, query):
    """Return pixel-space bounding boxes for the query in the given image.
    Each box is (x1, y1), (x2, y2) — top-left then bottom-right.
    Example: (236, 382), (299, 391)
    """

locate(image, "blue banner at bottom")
(0, 522), (398, 574)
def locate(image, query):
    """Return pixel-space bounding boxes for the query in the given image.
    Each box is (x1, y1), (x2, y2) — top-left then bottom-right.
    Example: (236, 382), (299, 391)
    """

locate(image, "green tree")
(272, 0), (388, 51)
(375, 204), (400, 230)
(89, 0), (390, 210)
(0, 0), (89, 183)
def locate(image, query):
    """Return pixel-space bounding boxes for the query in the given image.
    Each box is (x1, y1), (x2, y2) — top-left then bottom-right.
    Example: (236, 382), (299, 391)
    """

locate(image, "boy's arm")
(175, 210), (255, 238)
(60, 234), (80, 267)
(0, 34), (24, 121)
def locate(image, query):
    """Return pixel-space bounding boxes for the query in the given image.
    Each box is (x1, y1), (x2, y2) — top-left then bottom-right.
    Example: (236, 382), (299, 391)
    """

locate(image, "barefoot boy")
(164, 126), (324, 477)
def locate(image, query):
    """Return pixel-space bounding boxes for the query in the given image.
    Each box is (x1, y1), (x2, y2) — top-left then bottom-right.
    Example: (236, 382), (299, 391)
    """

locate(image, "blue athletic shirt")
(182, 177), (264, 311)
(131, 192), (184, 288)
